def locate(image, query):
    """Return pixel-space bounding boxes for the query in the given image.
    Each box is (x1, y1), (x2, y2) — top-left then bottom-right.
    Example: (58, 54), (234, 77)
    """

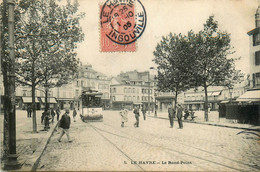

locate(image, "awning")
(236, 90), (260, 102)
(211, 91), (221, 96)
(220, 100), (229, 104)
(40, 97), (57, 103)
(155, 95), (175, 100)
(22, 97), (39, 103)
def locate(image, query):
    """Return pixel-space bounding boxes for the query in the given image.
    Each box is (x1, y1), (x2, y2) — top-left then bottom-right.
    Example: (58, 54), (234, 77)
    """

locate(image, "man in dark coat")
(56, 107), (60, 121)
(177, 104), (183, 129)
(168, 104), (176, 128)
(27, 105), (32, 118)
(58, 109), (72, 142)
(51, 108), (55, 123)
(133, 106), (140, 127)
(141, 105), (146, 120)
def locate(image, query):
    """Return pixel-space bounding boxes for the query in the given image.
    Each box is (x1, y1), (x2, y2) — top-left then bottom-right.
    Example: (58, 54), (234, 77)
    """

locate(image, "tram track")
(88, 123), (145, 171)
(89, 116), (260, 171)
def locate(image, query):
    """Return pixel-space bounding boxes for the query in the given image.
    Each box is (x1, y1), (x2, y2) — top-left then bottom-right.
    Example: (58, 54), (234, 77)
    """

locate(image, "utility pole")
(4, 0), (21, 169)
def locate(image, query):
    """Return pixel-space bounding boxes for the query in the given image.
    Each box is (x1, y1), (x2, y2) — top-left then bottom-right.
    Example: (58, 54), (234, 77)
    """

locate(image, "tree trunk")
(204, 82), (208, 122)
(174, 91), (178, 111)
(32, 41), (37, 132)
(32, 83), (37, 132)
(45, 89), (49, 112)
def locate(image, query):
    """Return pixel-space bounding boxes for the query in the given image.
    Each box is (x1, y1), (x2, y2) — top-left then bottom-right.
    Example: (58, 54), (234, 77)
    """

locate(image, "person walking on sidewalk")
(73, 108), (77, 122)
(58, 109), (72, 143)
(133, 106), (140, 128)
(27, 105), (32, 118)
(51, 108), (56, 123)
(56, 107), (60, 121)
(168, 104), (176, 128)
(141, 105), (146, 120)
(177, 104), (183, 129)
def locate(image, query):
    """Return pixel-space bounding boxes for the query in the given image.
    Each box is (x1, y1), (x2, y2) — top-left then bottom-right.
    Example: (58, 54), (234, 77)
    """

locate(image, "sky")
(75, 0), (259, 77)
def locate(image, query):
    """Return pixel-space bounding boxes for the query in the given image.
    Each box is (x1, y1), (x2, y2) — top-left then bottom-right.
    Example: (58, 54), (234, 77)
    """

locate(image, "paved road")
(37, 110), (260, 171)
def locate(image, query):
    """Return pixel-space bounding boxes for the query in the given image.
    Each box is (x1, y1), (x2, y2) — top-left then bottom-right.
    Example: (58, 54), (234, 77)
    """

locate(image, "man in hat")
(58, 109), (72, 142)
(177, 104), (183, 129)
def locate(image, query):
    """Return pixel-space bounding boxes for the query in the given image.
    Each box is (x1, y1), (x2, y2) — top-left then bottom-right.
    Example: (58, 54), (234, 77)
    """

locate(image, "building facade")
(110, 70), (155, 110)
(247, 6), (260, 90)
(0, 63), (111, 111)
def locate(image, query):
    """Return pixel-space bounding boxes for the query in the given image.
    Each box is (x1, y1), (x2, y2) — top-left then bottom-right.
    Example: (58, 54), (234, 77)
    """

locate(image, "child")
(120, 109), (128, 127)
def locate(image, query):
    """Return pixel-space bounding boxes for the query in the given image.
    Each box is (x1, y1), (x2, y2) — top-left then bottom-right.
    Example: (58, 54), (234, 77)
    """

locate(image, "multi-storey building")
(71, 64), (111, 109)
(247, 6), (260, 90)
(235, 5), (260, 103)
(110, 70), (155, 110)
(0, 63), (111, 111)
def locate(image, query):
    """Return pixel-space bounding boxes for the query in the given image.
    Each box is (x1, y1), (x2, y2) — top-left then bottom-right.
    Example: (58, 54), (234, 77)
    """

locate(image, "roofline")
(247, 27), (260, 35)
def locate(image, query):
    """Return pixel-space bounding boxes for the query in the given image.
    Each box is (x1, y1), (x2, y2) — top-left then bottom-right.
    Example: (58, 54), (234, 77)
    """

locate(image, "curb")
(20, 122), (59, 171)
(148, 116), (260, 132)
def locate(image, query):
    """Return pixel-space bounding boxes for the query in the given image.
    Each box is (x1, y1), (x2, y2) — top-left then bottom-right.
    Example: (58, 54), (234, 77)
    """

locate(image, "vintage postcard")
(0, 0), (260, 171)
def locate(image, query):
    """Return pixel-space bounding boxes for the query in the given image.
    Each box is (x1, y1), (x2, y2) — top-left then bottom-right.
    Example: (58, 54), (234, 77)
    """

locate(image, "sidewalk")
(148, 111), (260, 132)
(0, 110), (59, 171)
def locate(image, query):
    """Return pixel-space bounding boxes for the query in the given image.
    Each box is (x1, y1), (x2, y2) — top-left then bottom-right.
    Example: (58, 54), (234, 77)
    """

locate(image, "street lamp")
(228, 86), (233, 104)
(149, 67), (157, 117)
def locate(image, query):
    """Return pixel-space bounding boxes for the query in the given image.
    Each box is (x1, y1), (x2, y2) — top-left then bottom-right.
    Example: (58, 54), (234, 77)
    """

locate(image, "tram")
(80, 89), (103, 122)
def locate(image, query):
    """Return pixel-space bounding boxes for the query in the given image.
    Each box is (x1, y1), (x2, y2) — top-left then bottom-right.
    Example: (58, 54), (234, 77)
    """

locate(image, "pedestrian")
(141, 105), (146, 120)
(73, 108), (77, 122)
(41, 110), (45, 124)
(58, 109), (72, 143)
(120, 109), (128, 127)
(51, 108), (56, 123)
(133, 106), (140, 128)
(168, 104), (176, 128)
(44, 108), (52, 130)
(56, 107), (60, 121)
(27, 105), (31, 118)
(177, 104), (183, 129)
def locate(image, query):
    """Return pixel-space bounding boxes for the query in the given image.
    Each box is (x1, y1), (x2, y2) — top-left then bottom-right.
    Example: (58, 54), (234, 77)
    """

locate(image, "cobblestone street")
(37, 111), (260, 171)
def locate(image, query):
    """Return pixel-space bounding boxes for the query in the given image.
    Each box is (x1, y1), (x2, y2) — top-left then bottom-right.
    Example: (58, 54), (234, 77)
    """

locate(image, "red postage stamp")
(100, 0), (147, 52)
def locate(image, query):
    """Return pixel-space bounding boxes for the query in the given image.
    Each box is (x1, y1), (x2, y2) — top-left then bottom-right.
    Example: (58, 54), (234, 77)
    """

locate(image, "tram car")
(80, 90), (103, 122)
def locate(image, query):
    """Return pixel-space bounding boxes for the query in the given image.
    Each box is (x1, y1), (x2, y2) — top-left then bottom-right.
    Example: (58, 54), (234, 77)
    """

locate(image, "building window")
(255, 51), (260, 65)
(253, 72), (260, 87)
(253, 33), (260, 46)
(112, 96), (115, 101)
(23, 90), (27, 96)
(128, 88), (131, 93)
(137, 96), (139, 100)
(113, 88), (116, 93)
(133, 88), (135, 93)
(124, 87), (127, 93)
(76, 90), (79, 96)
